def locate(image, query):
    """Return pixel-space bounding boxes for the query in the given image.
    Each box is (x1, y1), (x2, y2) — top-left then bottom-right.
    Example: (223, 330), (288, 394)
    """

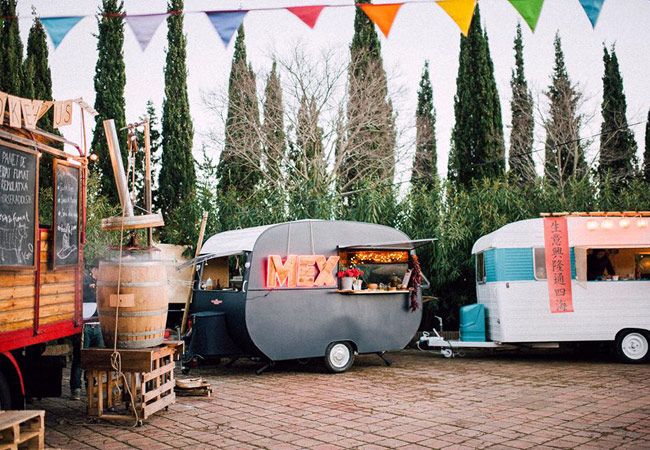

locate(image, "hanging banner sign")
(7, 96), (22, 128)
(543, 217), (574, 313)
(266, 254), (339, 288)
(53, 100), (74, 129)
(21, 99), (44, 130)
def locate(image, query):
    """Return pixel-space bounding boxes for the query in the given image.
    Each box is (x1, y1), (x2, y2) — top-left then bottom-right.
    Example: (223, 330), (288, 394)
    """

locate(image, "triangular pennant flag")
(206, 11), (248, 48)
(36, 101), (54, 122)
(126, 14), (166, 51)
(21, 99), (44, 130)
(287, 5), (326, 29)
(359, 3), (403, 38)
(41, 16), (83, 48)
(0, 92), (6, 125)
(507, 0), (545, 32)
(578, 0), (606, 28)
(436, 0), (477, 36)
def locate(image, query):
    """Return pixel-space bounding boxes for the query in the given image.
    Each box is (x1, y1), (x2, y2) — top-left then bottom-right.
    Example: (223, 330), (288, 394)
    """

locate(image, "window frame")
(533, 247), (547, 281)
(476, 252), (486, 284)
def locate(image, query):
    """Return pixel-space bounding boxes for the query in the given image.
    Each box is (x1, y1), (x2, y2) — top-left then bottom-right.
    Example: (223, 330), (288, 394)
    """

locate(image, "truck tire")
(0, 371), (12, 410)
(324, 342), (354, 373)
(615, 330), (649, 363)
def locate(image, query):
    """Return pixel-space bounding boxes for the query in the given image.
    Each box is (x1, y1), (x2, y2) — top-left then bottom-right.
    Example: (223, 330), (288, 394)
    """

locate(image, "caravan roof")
(472, 217), (650, 254)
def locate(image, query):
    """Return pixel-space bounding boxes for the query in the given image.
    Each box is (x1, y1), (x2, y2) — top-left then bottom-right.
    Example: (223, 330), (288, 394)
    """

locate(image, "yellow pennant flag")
(359, 3), (403, 38)
(436, 0), (477, 36)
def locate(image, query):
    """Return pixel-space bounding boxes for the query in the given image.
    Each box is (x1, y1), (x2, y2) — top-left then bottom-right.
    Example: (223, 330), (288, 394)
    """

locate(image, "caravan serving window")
(476, 252), (486, 284)
(199, 254), (247, 290)
(582, 248), (650, 281)
(340, 250), (409, 286)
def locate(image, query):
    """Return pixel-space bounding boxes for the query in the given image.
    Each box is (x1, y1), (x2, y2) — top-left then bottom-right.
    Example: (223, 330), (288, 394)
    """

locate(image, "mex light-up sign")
(266, 255), (340, 288)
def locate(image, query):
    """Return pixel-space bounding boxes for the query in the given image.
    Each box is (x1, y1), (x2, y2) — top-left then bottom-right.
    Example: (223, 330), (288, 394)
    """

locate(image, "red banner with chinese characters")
(543, 217), (574, 313)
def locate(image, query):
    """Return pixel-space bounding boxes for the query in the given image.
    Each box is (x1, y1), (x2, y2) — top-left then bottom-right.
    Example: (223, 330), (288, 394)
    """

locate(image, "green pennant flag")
(508, 0), (545, 31)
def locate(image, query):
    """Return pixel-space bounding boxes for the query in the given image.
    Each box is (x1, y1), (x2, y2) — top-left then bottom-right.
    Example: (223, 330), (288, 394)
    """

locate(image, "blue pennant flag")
(41, 16), (84, 48)
(126, 14), (166, 51)
(578, 0), (606, 28)
(205, 11), (247, 47)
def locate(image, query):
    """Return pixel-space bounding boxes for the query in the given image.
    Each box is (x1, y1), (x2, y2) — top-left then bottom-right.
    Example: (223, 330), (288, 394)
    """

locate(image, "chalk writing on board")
(54, 163), (79, 266)
(0, 145), (36, 266)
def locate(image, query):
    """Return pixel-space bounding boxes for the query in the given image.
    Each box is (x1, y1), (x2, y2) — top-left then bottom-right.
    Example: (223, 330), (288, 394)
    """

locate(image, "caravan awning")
(338, 238), (436, 251)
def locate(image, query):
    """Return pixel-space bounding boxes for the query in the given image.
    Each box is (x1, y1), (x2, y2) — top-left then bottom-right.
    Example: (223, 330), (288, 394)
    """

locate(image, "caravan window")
(200, 254), (246, 290)
(583, 248), (650, 281)
(340, 250), (409, 286)
(476, 252), (486, 284)
(533, 248), (547, 280)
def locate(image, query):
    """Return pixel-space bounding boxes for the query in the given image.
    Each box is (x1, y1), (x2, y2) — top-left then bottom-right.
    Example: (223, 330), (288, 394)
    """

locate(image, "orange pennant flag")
(359, 3), (403, 38)
(436, 0), (477, 36)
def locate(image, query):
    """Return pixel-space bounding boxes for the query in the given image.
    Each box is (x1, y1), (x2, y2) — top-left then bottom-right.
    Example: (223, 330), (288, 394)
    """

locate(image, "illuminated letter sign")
(266, 254), (340, 288)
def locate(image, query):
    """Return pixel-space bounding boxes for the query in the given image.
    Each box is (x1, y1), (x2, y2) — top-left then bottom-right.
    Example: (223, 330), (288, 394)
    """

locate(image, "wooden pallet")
(81, 342), (180, 424)
(0, 410), (44, 450)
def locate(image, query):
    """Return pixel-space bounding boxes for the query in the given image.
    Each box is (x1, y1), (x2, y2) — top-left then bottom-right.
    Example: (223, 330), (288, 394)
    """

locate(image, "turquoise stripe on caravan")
(483, 248), (576, 282)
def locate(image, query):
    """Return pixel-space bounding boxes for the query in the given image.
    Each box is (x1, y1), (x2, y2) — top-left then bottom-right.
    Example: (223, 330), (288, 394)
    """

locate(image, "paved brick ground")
(35, 350), (649, 449)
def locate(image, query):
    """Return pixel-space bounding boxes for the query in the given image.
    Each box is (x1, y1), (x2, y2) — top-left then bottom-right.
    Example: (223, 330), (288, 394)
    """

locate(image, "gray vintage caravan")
(185, 220), (432, 372)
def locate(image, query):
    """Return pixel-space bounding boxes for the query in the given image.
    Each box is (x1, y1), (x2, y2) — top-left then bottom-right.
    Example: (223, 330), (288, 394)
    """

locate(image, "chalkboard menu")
(0, 143), (37, 269)
(53, 160), (80, 268)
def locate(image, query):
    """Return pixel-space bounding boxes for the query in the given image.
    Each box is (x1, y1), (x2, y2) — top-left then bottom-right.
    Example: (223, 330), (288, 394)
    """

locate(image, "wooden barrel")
(97, 259), (168, 349)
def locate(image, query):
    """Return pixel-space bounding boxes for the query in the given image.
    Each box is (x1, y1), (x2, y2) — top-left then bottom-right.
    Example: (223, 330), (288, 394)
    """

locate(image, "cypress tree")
(543, 33), (587, 190)
(412, 61), (437, 190)
(508, 23), (535, 186)
(262, 61), (285, 182)
(157, 0), (196, 230)
(135, 101), (162, 206)
(90, 0), (127, 205)
(1, 0), (24, 96)
(216, 26), (261, 197)
(643, 109), (650, 183)
(598, 46), (637, 188)
(448, 6), (505, 188)
(338, 0), (396, 197)
(287, 95), (328, 219)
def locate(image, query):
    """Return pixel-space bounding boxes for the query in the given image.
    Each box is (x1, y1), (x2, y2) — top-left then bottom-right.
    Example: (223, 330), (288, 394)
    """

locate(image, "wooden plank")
(39, 302), (74, 317)
(142, 362), (174, 384)
(40, 271), (75, 284)
(0, 285), (35, 301)
(82, 348), (155, 372)
(0, 272), (35, 286)
(0, 318), (33, 333)
(142, 392), (175, 420)
(0, 309), (34, 328)
(39, 292), (75, 307)
(39, 282), (75, 296)
(143, 379), (174, 403)
(0, 297), (34, 312)
(39, 312), (74, 326)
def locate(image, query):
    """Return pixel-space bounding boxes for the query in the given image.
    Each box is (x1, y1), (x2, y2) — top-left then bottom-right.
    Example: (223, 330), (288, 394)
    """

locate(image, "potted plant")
(338, 267), (364, 291)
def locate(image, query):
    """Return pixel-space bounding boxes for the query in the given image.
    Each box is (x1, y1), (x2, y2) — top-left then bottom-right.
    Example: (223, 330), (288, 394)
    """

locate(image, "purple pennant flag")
(206, 11), (248, 48)
(126, 14), (166, 51)
(41, 16), (83, 48)
(578, 0), (606, 28)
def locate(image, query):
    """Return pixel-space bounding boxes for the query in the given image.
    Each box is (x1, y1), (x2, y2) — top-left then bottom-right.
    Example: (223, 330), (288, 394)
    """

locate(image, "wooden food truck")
(184, 220), (432, 373)
(421, 214), (650, 363)
(0, 117), (87, 407)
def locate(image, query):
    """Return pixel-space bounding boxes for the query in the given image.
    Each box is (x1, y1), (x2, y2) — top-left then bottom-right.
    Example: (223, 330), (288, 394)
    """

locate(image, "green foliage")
(448, 6), (505, 188)
(83, 175), (120, 268)
(413, 61), (437, 190)
(544, 33), (588, 192)
(216, 26), (261, 200)
(508, 23), (535, 186)
(0, 0), (24, 95)
(90, 0), (127, 205)
(158, 0), (196, 243)
(598, 46), (638, 189)
(134, 101), (162, 208)
(262, 61), (285, 182)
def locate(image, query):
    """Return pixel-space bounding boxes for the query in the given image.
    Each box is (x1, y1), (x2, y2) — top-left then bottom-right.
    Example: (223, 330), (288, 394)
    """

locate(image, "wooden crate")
(0, 410), (44, 450)
(81, 343), (180, 424)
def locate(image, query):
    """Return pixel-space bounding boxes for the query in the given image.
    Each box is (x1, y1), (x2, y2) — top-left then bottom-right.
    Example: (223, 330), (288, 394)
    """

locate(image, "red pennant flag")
(359, 3), (403, 38)
(287, 5), (326, 29)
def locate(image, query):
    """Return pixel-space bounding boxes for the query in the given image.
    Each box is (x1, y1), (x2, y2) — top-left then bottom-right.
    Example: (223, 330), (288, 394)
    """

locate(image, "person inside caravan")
(587, 249), (616, 280)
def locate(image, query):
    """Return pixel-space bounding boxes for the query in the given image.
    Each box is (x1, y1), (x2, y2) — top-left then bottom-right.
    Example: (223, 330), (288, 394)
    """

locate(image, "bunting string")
(6, 0), (614, 50)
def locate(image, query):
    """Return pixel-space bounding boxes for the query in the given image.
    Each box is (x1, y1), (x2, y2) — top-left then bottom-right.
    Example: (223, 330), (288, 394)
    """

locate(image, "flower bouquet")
(338, 267), (364, 290)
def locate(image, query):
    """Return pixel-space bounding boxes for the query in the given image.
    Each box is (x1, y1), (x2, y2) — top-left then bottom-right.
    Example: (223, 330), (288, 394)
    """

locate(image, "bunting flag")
(287, 5), (326, 29)
(20, 99), (44, 130)
(41, 16), (83, 48)
(7, 96), (22, 128)
(36, 101), (54, 122)
(436, 0), (477, 36)
(0, 93), (6, 122)
(206, 11), (248, 47)
(126, 14), (166, 51)
(508, 0), (545, 31)
(359, 3), (403, 38)
(578, 0), (606, 28)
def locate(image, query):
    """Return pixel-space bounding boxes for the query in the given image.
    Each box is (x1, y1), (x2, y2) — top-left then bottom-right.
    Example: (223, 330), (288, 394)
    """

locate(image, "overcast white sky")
(16, 0), (650, 184)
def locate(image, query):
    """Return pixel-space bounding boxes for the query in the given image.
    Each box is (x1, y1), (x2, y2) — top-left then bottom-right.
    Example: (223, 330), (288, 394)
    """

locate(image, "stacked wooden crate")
(0, 410), (44, 450)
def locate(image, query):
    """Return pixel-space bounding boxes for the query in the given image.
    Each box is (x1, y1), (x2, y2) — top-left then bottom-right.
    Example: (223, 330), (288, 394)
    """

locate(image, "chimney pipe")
(103, 119), (134, 217)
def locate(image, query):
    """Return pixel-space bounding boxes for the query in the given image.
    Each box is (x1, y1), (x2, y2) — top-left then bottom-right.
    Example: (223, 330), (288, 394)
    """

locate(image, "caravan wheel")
(324, 342), (354, 373)
(615, 330), (649, 363)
